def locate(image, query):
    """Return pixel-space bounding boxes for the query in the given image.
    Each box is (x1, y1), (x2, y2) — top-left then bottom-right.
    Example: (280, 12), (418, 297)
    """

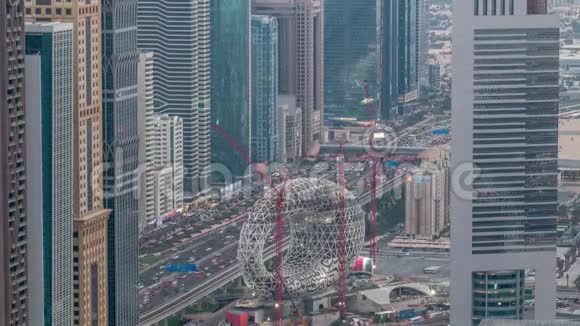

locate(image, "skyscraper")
(101, 0), (140, 323)
(251, 15), (279, 163)
(138, 0), (211, 196)
(211, 0), (251, 179)
(451, 0), (559, 324)
(253, 0), (324, 154)
(0, 0), (28, 324)
(398, 0), (428, 103)
(24, 1), (110, 324)
(138, 52), (155, 228)
(378, 0), (399, 120)
(379, 0), (428, 119)
(25, 21), (74, 326)
(324, 0), (378, 121)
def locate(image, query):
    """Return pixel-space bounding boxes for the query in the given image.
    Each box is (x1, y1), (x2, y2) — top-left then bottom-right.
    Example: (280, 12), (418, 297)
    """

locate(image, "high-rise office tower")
(451, 0), (558, 324)
(323, 0), (378, 121)
(138, 52), (155, 228)
(138, 0), (211, 196)
(251, 15), (279, 163)
(378, 0), (400, 120)
(211, 0), (251, 179)
(398, 0), (428, 103)
(24, 1), (110, 324)
(101, 0), (140, 323)
(379, 0), (428, 119)
(253, 0), (324, 154)
(25, 22), (74, 326)
(0, 0), (28, 324)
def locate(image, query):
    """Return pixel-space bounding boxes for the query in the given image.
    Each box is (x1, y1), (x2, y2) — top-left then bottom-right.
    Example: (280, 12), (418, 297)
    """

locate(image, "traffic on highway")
(137, 117), (449, 318)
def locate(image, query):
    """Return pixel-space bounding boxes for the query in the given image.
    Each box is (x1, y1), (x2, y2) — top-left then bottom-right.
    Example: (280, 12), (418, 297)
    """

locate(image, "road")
(139, 177), (407, 323)
(138, 118), (441, 321)
(140, 243), (286, 325)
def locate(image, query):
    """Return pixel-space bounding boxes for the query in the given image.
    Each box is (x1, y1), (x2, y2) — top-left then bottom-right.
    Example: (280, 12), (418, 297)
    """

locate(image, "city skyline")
(5, 0), (580, 325)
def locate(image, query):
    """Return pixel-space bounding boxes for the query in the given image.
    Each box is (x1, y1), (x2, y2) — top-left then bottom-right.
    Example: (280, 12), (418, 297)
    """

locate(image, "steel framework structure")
(237, 178), (366, 298)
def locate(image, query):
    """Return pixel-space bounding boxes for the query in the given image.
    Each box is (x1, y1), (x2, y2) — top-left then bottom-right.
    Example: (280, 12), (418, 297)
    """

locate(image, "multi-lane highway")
(137, 118), (440, 324)
(139, 176), (406, 324)
(140, 243), (287, 325)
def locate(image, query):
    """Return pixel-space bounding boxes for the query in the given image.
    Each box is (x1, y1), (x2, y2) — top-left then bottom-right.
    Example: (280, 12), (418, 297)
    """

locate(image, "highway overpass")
(319, 144), (427, 156)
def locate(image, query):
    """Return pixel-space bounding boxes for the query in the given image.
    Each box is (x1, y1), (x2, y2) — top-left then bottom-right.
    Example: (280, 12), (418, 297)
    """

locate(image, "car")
(206, 247), (212, 252)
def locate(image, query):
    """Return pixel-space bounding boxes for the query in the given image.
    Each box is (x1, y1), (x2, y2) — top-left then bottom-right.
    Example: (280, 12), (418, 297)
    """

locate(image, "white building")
(153, 166), (176, 218)
(138, 0), (211, 197)
(138, 51), (155, 229)
(451, 0), (558, 324)
(277, 95), (302, 162)
(150, 115), (184, 221)
(405, 164), (450, 239)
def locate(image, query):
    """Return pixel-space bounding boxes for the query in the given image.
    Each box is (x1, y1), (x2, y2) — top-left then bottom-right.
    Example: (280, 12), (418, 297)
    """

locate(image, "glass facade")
(25, 24), (74, 326)
(472, 270), (525, 324)
(101, 0), (140, 324)
(137, 0), (211, 195)
(471, 28), (559, 256)
(251, 15), (279, 163)
(210, 0), (251, 178)
(323, 0), (378, 121)
(379, 0), (427, 118)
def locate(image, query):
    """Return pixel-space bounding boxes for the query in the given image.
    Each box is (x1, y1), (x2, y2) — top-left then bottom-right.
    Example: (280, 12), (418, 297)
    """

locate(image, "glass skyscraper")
(379, 0), (428, 119)
(378, 0), (400, 120)
(251, 15), (279, 163)
(138, 0), (212, 196)
(101, 0), (140, 324)
(324, 0), (378, 121)
(451, 0), (558, 324)
(24, 1), (111, 324)
(253, 0), (324, 154)
(211, 0), (251, 179)
(25, 22), (74, 326)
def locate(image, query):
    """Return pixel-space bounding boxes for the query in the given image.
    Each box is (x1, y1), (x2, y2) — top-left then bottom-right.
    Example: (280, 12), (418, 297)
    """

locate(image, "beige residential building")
(405, 163), (450, 239)
(25, 1), (109, 325)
